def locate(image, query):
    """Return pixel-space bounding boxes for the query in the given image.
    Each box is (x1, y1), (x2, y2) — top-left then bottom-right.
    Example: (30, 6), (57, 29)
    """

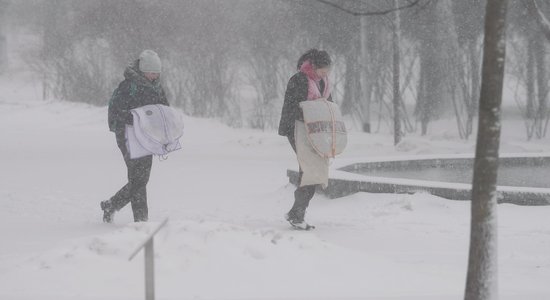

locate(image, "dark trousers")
(110, 132), (152, 222)
(287, 134), (316, 222)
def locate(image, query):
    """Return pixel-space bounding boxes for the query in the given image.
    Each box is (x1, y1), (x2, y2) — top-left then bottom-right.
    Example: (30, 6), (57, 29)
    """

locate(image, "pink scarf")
(300, 60), (331, 100)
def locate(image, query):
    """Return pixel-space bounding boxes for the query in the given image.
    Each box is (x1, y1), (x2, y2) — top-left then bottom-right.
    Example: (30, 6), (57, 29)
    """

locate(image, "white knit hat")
(139, 50), (162, 73)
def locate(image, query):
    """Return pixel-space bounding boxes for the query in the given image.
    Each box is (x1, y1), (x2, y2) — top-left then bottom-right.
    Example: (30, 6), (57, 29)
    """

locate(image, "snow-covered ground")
(1, 71), (550, 300)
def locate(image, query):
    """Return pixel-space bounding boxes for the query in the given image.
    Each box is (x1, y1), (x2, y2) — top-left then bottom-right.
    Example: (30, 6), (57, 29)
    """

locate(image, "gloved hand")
(122, 110), (134, 125)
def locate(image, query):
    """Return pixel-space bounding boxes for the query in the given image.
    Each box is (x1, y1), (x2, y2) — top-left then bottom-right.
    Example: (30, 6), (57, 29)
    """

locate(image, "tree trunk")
(359, 16), (371, 133)
(0, 1), (8, 72)
(527, 37), (536, 119)
(527, 0), (550, 41)
(464, 0), (508, 299)
(416, 68), (429, 135)
(392, 0), (402, 145)
(416, 0), (447, 135)
(341, 46), (359, 116)
(535, 36), (548, 137)
(467, 40), (481, 137)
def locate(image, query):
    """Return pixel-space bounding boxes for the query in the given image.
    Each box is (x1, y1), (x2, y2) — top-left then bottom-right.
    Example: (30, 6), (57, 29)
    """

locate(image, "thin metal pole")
(129, 218), (169, 261)
(128, 218), (168, 300)
(144, 239), (155, 300)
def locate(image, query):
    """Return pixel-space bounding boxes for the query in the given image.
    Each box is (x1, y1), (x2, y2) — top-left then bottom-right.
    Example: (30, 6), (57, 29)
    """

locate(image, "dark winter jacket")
(278, 72), (331, 137)
(108, 60), (169, 136)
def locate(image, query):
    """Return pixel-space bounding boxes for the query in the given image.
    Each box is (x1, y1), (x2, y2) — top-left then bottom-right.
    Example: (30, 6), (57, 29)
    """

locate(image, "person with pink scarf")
(278, 49), (332, 230)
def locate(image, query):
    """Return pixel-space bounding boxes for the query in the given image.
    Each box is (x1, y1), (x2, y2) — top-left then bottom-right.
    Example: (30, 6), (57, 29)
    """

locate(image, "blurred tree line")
(3, 0), (550, 139)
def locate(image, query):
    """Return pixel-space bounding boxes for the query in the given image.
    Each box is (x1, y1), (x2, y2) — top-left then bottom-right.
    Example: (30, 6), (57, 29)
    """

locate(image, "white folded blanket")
(126, 104), (184, 159)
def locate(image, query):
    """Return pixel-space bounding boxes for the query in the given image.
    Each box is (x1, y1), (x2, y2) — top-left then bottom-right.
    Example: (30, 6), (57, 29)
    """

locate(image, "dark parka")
(108, 60), (169, 138)
(278, 72), (331, 139)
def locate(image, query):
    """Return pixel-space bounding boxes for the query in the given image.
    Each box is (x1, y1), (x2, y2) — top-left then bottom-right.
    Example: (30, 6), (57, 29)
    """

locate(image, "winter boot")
(284, 209), (315, 230)
(100, 200), (116, 223)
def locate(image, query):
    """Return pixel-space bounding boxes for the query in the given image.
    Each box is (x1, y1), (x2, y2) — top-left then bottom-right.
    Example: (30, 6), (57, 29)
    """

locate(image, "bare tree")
(0, 0), (8, 72)
(312, 0), (422, 139)
(238, 1), (297, 129)
(40, 0), (72, 100)
(524, 0), (550, 138)
(527, 0), (550, 40)
(392, 0), (403, 145)
(464, 0), (508, 299)
(12, 0), (523, 137)
(505, 2), (550, 140)
(413, 0), (460, 135)
(451, 0), (485, 140)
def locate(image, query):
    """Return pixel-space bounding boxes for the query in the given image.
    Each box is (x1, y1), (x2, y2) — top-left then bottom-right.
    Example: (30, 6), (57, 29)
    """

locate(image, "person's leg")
(287, 182), (316, 222)
(108, 132), (135, 209)
(131, 187), (148, 222)
(129, 155), (152, 222)
(101, 133), (130, 222)
(102, 132), (151, 222)
(286, 134), (316, 223)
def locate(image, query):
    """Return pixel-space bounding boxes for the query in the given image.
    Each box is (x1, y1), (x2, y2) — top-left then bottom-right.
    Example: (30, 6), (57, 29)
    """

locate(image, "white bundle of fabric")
(126, 104), (184, 159)
(295, 99), (347, 188)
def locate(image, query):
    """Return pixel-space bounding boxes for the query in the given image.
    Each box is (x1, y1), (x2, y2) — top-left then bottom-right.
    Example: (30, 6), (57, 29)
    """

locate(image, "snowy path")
(1, 83), (550, 299)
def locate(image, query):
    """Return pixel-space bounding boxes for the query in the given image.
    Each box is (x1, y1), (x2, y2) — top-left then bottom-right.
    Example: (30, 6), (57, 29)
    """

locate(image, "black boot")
(100, 200), (116, 223)
(285, 207), (305, 223)
(284, 208), (314, 230)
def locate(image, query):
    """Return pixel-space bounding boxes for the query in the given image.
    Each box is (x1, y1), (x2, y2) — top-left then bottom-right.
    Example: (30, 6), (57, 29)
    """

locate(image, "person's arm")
(109, 81), (134, 133)
(278, 73), (308, 136)
(321, 78), (333, 102)
(159, 86), (170, 106)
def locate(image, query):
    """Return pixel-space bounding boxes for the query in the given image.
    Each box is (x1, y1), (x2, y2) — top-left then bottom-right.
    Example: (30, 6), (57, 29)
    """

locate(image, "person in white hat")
(102, 49), (169, 223)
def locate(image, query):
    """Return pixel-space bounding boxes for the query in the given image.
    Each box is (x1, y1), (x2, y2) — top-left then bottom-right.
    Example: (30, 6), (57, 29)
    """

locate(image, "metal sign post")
(129, 218), (169, 300)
